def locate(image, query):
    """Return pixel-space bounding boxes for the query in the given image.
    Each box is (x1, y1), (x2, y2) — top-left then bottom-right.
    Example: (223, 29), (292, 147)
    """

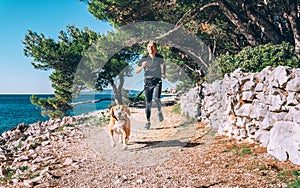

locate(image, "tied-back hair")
(148, 40), (157, 47)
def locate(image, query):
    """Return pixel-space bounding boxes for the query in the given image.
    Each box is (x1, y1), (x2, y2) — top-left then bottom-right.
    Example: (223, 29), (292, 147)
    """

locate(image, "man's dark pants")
(144, 78), (162, 121)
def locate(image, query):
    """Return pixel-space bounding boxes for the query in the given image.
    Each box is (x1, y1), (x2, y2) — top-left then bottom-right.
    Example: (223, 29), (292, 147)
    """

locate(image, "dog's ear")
(110, 107), (115, 117)
(115, 99), (120, 105)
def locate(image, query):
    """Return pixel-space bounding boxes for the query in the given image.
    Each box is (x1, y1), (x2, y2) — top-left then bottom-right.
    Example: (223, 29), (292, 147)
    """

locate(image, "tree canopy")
(24, 25), (143, 117)
(23, 0), (300, 118)
(88, 0), (300, 57)
(23, 25), (99, 118)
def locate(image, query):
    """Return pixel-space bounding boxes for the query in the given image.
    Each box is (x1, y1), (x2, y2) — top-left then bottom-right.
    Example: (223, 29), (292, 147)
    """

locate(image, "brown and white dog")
(108, 99), (131, 149)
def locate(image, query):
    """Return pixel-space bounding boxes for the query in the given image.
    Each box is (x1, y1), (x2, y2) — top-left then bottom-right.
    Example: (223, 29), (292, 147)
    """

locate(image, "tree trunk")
(111, 72), (125, 104)
(218, 0), (261, 46)
(244, 0), (283, 44)
(284, 0), (300, 58)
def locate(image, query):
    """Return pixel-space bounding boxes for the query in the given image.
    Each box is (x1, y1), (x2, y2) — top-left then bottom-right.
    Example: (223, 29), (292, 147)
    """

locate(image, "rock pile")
(0, 109), (109, 187)
(200, 66), (300, 165)
(180, 86), (202, 120)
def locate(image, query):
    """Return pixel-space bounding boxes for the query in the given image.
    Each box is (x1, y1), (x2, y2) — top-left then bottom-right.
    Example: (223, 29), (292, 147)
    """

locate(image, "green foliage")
(87, 0), (297, 55)
(129, 92), (145, 103)
(292, 170), (300, 177)
(278, 170), (292, 182)
(28, 173), (40, 179)
(274, 169), (300, 187)
(88, 0), (300, 86)
(19, 166), (28, 172)
(239, 147), (253, 156)
(163, 46), (202, 89)
(289, 178), (300, 188)
(56, 124), (75, 132)
(0, 167), (16, 182)
(14, 141), (23, 150)
(89, 1), (216, 84)
(24, 25), (99, 118)
(289, 170), (300, 188)
(99, 116), (110, 123)
(137, 93), (146, 102)
(229, 145), (253, 156)
(171, 103), (181, 114)
(29, 141), (40, 150)
(206, 42), (300, 82)
(30, 95), (70, 118)
(80, 28), (143, 103)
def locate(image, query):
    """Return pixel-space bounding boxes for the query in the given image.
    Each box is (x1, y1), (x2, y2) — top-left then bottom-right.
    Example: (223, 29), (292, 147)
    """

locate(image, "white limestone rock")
(242, 80), (256, 91)
(287, 77), (300, 92)
(261, 112), (273, 130)
(292, 68), (300, 77)
(234, 103), (252, 117)
(235, 117), (249, 128)
(250, 100), (268, 120)
(199, 66), (300, 165)
(271, 66), (291, 88)
(242, 91), (255, 102)
(246, 122), (258, 135)
(269, 94), (285, 112)
(267, 121), (300, 165)
(286, 92), (299, 106)
(255, 66), (272, 82)
(255, 129), (270, 147)
(293, 111), (300, 123)
(230, 68), (244, 79)
(254, 83), (264, 92)
(180, 86), (201, 119)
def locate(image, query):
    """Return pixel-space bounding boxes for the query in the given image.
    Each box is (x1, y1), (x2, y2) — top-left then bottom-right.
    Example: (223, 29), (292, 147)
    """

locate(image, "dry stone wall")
(200, 66), (300, 165)
(180, 86), (202, 120)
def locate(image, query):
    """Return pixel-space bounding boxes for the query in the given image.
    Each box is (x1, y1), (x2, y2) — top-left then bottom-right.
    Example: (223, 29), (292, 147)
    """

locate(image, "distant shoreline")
(0, 93), (54, 95)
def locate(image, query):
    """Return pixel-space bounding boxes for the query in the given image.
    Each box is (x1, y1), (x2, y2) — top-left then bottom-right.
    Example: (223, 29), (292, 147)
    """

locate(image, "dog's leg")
(125, 119), (130, 145)
(119, 134), (123, 144)
(109, 129), (115, 147)
(109, 108), (116, 147)
(124, 127), (130, 145)
(120, 129), (127, 150)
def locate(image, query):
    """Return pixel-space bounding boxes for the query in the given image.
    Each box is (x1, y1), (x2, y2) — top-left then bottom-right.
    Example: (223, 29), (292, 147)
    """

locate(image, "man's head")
(147, 40), (157, 57)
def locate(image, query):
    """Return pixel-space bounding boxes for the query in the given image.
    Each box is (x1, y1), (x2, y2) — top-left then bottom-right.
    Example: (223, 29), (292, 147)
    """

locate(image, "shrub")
(206, 42), (300, 82)
(171, 103), (181, 114)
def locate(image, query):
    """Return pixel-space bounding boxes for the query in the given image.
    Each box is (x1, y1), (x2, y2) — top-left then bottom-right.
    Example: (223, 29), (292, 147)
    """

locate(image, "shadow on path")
(130, 140), (204, 151)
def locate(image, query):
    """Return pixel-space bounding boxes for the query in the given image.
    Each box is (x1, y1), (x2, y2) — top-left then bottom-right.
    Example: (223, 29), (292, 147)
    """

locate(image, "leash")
(132, 87), (146, 103)
(132, 78), (162, 103)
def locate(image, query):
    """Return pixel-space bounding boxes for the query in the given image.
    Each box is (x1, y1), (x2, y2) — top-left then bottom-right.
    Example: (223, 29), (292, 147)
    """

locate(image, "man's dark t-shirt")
(138, 54), (164, 79)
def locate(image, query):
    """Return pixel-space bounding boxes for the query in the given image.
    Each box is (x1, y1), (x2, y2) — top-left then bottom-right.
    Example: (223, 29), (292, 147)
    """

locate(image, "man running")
(135, 40), (166, 129)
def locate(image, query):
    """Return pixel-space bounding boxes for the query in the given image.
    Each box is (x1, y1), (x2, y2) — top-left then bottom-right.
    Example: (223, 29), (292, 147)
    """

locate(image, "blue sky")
(0, 0), (113, 94)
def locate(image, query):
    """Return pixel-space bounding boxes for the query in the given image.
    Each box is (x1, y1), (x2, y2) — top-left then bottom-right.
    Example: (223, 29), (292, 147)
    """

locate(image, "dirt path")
(35, 106), (300, 188)
(81, 107), (199, 167)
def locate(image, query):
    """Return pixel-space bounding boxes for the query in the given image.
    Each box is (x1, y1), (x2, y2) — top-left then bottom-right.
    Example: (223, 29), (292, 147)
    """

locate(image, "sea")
(0, 90), (131, 134)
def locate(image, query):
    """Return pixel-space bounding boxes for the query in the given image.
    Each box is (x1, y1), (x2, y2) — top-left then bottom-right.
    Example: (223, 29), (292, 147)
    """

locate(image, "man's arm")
(161, 62), (166, 79)
(135, 61), (148, 74)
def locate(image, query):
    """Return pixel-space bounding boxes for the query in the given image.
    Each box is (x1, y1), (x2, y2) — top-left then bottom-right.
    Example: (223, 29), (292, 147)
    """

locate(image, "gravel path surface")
(16, 106), (299, 188)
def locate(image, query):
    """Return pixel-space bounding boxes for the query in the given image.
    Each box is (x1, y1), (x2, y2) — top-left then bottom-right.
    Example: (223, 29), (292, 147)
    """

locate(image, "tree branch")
(284, 0), (300, 57)
(218, 0), (261, 46)
(244, 0), (283, 44)
(155, 2), (219, 41)
(71, 98), (113, 107)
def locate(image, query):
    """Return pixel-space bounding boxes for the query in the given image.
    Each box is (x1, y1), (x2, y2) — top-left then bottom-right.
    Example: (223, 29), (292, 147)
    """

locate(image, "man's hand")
(141, 61), (148, 67)
(162, 74), (166, 79)
(135, 61), (148, 74)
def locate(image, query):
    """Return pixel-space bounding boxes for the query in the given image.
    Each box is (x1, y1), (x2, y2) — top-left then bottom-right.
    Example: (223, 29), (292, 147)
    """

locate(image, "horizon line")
(0, 93), (55, 95)
(0, 89), (144, 95)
